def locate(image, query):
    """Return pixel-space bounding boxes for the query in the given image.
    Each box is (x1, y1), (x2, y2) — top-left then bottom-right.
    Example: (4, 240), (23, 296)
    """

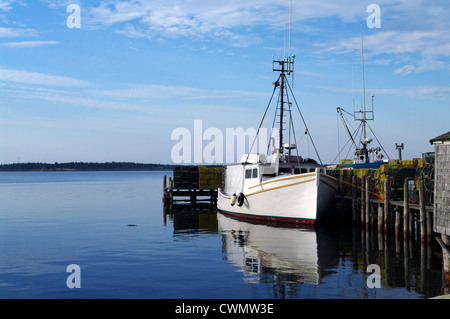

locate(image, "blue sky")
(0, 0), (449, 164)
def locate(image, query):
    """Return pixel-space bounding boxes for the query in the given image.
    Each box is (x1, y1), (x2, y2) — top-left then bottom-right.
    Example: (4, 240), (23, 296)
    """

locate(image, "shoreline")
(0, 162), (174, 172)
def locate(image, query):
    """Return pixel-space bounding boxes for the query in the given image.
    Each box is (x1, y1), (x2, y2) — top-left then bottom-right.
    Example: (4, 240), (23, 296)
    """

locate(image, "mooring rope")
(327, 175), (383, 200)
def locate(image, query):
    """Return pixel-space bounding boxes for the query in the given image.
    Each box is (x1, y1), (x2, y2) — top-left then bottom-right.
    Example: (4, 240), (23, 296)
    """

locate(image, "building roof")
(430, 131), (450, 144)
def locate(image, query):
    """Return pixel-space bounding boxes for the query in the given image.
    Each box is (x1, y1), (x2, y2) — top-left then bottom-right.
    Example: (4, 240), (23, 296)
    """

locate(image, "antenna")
(289, 0), (292, 58)
(352, 64), (355, 115)
(361, 21), (366, 142)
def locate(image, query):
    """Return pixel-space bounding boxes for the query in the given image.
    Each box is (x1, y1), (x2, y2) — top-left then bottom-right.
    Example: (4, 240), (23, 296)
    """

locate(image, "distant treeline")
(0, 162), (174, 172)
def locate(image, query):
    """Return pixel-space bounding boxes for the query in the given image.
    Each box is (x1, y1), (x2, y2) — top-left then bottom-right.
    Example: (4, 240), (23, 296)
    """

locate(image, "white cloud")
(84, 0), (393, 31)
(375, 85), (450, 99)
(73, 0), (450, 63)
(315, 28), (450, 75)
(0, 27), (38, 37)
(89, 1), (147, 25)
(0, 68), (90, 87)
(316, 30), (450, 56)
(2, 40), (60, 48)
(82, 0), (332, 45)
(392, 64), (417, 76)
(319, 84), (450, 100)
(0, 81), (152, 112)
(311, 0), (450, 75)
(0, 0), (14, 11)
(114, 24), (152, 39)
(93, 84), (266, 100)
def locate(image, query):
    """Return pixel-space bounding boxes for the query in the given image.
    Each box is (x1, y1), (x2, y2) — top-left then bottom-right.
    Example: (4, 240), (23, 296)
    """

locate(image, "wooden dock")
(336, 175), (434, 242)
(163, 166), (223, 210)
(331, 157), (449, 294)
(329, 155), (435, 243)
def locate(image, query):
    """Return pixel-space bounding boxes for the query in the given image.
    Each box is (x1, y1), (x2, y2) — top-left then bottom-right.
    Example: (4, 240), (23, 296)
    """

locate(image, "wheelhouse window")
(245, 168), (258, 179)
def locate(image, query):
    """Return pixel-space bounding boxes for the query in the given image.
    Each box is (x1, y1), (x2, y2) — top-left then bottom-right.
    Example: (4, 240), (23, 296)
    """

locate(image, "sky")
(0, 0), (449, 165)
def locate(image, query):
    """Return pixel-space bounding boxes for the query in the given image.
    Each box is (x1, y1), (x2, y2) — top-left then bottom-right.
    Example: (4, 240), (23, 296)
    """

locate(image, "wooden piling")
(378, 205), (384, 250)
(169, 177), (173, 209)
(365, 176), (370, 231)
(403, 178), (410, 238)
(427, 209), (433, 242)
(437, 235), (450, 288)
(395, 206), (401, 238)
(352, 175), (357, 224)
(404, 235), (410, 290)
(361, 175), (366, 227)
(163, 175), (169, 207)
(384, 176), (390, 233)
(419, 179), (426, 242)
(163, 166), (221, 210)
(377, 204), (383, 233)
(190, 190), (197, 207)
(409, 207), (415, 239)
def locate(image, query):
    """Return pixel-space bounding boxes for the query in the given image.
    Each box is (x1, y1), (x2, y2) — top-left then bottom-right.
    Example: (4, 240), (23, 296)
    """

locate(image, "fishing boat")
(217, 54), (338, 227)
(330, 23), (396, 170)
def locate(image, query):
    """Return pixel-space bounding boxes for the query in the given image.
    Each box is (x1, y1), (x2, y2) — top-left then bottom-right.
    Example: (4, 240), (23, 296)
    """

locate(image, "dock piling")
(365, 176), (370, 231)
(395, 206), (401, 239)
(419, 179), (426, 242)
(351, 175), (357, 224)
(403, 178), (410, 239)
(384, 176), (390, 233)
(361, 175), (366, 227)
(377, 204), (383, 233)
(163, 166), (222, 210)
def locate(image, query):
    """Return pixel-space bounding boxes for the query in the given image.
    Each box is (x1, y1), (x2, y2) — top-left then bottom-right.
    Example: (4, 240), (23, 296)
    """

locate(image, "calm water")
(0, 171), (445, 299)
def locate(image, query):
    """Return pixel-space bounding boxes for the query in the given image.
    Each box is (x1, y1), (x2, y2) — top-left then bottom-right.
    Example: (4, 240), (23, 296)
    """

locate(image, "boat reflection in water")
(165, 207), (444, 298)
(217, 212), (337, 287)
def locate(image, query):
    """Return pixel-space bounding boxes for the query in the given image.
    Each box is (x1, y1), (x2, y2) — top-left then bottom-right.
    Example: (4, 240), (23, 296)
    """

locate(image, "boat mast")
(277, 0), (292, 154)
(273, 56), (295, 154)
(289, 0), (292, 58)
(279, 63), (285, 153)
(361, 22), (368, 163)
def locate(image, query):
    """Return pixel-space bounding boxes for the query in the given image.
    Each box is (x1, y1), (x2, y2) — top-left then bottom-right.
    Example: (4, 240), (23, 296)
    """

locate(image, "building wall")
(434, 143), (450, 236)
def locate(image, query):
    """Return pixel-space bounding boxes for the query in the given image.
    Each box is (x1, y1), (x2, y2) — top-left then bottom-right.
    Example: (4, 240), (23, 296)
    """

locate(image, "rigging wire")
(337, 110), (340, 163)
(284, 76), (323, 165)
(240, 78), (279, 193)
(284, 85), (301, 170)
(266, 82), (282, 156)
(366, 123), (396, 160)
(246, 76), (280, 163)
(338, 108), (358, 149)
(346, 122), (363, 159)
(331, 121), (363, 164)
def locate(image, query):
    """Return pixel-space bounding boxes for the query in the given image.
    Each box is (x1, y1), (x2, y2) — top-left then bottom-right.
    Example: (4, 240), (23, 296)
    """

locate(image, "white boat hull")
(217, 172), (338, 227)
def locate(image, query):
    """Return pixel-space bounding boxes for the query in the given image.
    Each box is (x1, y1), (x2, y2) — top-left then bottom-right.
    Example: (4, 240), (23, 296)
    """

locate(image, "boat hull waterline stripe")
(218, 209), (316, 226)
